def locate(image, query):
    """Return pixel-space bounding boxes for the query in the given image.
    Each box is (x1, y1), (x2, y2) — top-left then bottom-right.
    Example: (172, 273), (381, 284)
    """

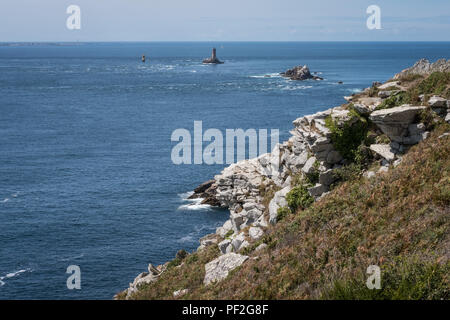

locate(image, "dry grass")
(124, 123), (450, 300)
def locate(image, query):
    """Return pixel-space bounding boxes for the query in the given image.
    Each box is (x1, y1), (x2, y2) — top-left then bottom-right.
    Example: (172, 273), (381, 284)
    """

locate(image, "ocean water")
(0, 42), (449, 299)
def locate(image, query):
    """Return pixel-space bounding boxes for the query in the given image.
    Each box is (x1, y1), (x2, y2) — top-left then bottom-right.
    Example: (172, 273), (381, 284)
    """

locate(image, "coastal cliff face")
(117, 59), (450, 300)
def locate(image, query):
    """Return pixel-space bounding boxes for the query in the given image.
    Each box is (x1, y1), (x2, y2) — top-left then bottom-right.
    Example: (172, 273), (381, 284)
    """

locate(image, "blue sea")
(0, 42), (449, 299)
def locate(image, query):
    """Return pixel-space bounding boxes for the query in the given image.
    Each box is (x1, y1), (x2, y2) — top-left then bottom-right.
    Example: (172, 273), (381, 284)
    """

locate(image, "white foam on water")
(250, 72), (282, 79)
(178, 191), (194, 201)
(1, 198), (9, 203)
(280, 85), (313, 91)
(177, 235), (194, 243)
(6, 269), (30, 278)
(178, 202), (212, 211)
(0, 268), (33, 286)
(349, 88), (363, 93)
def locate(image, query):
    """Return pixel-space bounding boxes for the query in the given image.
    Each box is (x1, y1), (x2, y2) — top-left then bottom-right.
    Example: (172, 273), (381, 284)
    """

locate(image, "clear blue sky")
(0, 0), (449, 41)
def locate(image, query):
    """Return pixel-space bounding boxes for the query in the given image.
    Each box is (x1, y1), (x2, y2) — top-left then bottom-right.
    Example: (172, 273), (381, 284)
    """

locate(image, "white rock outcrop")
(204, 253), (249, 285)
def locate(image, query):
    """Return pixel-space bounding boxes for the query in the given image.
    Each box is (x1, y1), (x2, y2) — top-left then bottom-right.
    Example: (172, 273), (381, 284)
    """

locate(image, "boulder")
(378, 91), (395, 99)
(352, 103), (372, 116)
(319, 169), (337, 186)
(199, 234), (218, 250)
(268, 186), (291, 224)
(357, 97), (382, 109)
(308, 184), (328, 198)
(369, 105), (426, 142)
(326, 150), (343, 164)
(369, 144), (397, 162)
(248, 227), (264, 240)
(408, 123), (426, 136)
(364, 171), (376, 179)
(231, 233), (247, 252)
(377, 81), (400, 90)
(216, 220), (233, 238)
(204, 253), (249, 285)
(302, 157), (317, 175)
(428, 96), (447, 108)
(218, 239), (232, 254)
(254, 243), (268, 252)
(173, 289), (189, 298)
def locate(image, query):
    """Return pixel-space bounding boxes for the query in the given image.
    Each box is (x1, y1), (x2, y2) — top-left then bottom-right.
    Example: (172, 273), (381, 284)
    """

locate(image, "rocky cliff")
(117, 59), (450, 300)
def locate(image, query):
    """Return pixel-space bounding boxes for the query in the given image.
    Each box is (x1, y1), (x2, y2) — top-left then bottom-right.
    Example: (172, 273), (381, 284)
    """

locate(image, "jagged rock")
(173, 289), (189, 298)
(204, 253), (249, 285)
(369, 105), (426, 142)
(230, 212), (246, 232)
(189, 180), (220, 206)
(199, 234), (218, 250)
(231, 233), (248, 252)
(216, 220), (233, 238)
(249, 227), (264, 240)
(308, 184), (329, 198)
(218, 239), (232, 254)
(408, 123), (426, 136)
(394, 58), (450, 79)
(364, 171), (376, 179)
(326, 150), (343, 164)
(268, 186), (291, 224)
(357, 97), (382, 109)
(125, 263), (164, 299)
(446, 113), (450, 123)
(319, 169), (337, 186)
(280, 65), (323, 81)
(403, 131), (430, 145)
(302, 157), (317, 175)
(352, 103), (372, 116)
(370, 144), (397, 162)
(428, 96), (447, 108)
(255, 243), (268, 252)
(378, 90), (399, 99)
(203, 48), (224, 64)
(378, 81), (400, 90)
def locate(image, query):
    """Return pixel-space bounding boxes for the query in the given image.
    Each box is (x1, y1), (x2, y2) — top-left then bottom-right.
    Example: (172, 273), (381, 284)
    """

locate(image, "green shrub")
(417, 72), (450, 98)
(322, 258), (450, 300)
(333, 163), (363, 183)
(325, 110), (369, 162)
(286, 185), (314, 212)
(224, 229), (234, 239)
(276, 206), (291, 222)
(376, 91), (409, 110)
(305, 160), (320, 184)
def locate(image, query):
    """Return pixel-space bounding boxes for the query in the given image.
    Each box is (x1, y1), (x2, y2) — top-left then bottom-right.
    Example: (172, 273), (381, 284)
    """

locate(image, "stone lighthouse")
(202, 48), (224, 64)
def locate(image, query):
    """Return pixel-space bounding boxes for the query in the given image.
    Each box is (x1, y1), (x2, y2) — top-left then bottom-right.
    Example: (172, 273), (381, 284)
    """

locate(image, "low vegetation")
(126, 123), (450, 300)
(377, 72), (450, 110)
(325, 109), (369, 162)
